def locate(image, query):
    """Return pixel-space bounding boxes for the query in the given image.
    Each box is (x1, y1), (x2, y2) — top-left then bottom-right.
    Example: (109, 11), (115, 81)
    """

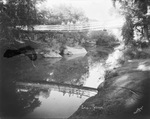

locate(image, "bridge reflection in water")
(16, 81), (97, 98)
(1, 48), (106, 118)
(16, 81), (97, 118)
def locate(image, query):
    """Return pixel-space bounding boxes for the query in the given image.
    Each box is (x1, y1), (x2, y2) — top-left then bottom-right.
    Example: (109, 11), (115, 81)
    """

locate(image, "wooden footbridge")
(19, 21), (122, 32)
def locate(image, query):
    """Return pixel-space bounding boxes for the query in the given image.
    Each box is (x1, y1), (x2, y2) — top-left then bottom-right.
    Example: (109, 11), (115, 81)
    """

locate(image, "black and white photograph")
(0, 0), (150, 119)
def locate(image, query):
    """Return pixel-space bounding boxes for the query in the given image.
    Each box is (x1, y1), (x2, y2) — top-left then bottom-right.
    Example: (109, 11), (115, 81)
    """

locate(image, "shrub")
(87, 30), (117, 46)
(123, 45), (150, 59)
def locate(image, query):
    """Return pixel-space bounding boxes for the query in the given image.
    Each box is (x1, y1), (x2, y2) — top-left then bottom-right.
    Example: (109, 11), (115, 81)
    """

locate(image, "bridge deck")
(18, 22), (122, 32)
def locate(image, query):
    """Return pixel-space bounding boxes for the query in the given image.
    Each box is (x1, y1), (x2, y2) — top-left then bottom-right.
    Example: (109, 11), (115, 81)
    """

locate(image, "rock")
(63, 46), (87, 55)
(43, 51), (62, 58)
(38, 47), (62, 58)
(64, 54), (86, 61)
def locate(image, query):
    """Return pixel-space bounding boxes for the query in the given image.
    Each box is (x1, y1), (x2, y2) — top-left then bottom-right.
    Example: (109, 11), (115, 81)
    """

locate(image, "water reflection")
(83, 56), (105, 88)
(28, 90), (87, 118)
(17, 82), (97, 119)
(0, 82), (41, 118)
(37, 90), (86, 118)
(49, 55), (89, 85)
(0, 52), (105, 118)
(84, 63), (105, 88)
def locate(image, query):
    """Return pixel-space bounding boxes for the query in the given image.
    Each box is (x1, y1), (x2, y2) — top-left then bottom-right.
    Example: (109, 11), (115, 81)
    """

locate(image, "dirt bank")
(69, 59), (150, 119)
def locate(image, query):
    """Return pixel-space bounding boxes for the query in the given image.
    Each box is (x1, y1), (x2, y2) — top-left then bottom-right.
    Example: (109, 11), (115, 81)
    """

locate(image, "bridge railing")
(18, 22), (122, 32)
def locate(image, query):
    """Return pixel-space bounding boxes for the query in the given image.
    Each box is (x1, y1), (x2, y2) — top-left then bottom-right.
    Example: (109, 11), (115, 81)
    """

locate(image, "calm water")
(0, 52), (106, 118)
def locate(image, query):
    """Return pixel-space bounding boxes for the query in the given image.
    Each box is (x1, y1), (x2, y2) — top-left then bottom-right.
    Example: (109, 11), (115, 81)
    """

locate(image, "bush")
(87, 30), (117, 46)
(123, 45), (150, 59)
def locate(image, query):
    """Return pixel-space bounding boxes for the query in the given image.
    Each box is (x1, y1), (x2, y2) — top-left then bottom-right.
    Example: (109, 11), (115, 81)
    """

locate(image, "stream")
(0, 50), (107, 118)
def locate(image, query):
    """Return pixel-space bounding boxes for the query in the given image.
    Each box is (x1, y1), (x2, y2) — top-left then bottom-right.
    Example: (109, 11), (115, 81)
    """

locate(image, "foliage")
(111, 0), (150, 60)
(88, 30), (117, 46)
(0, 0), (44, 26)
(122, 15), (134, 45)
(112, 0), (150, 46)
(38, 4), (89, 25)
(0, 0), (45, 40)
(0, 1), (88, 51)
(22, 31), (88, 52)
(123, 45), (150, 59)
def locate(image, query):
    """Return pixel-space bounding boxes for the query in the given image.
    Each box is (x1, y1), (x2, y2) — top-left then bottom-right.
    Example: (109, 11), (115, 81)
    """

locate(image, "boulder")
(63, 46), (87, 55)
(37, 47), (62, 58)
(43, 51), (62, 58)
(64, 54), (86, 61)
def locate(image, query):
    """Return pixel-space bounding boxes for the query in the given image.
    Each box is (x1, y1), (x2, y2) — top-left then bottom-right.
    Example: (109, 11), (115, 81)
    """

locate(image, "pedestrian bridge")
(20, 21), (122, 32)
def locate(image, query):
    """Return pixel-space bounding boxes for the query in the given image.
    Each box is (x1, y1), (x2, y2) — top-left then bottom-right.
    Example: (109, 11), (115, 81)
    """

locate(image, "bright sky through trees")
(38, 0), (124, 27)
(43, 0), (112, 21)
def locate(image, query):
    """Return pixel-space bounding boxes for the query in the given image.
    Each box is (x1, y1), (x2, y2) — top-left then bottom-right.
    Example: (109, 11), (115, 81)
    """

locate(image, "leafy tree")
(112, 0), (150, 46)
(0, 0), (45, 40)
(87, 30), (117, 47)
(38, 4), (89, 25)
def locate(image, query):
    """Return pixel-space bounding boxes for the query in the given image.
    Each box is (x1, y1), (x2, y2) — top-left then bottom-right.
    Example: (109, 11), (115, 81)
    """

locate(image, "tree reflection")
(52, 56), (89, 85)
(1, 80), (42, 118)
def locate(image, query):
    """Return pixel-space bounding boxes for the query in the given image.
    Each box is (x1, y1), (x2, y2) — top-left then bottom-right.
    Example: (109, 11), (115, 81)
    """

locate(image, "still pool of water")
(0, 53), (106, 118)
(26, 90), (89, 118)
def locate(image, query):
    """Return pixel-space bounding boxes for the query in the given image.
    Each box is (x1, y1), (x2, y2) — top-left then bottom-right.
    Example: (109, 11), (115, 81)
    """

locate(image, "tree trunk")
(143, 0), (149, 42)
(143, 22), (149, 41)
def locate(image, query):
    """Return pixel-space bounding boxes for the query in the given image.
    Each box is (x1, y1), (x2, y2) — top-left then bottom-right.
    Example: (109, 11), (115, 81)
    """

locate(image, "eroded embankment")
(69, 45), (150, 119)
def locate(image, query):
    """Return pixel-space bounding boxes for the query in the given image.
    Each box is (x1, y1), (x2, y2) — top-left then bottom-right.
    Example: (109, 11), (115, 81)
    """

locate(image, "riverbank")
(0, 41), (112, 118)
(69, 45), (150, 119)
